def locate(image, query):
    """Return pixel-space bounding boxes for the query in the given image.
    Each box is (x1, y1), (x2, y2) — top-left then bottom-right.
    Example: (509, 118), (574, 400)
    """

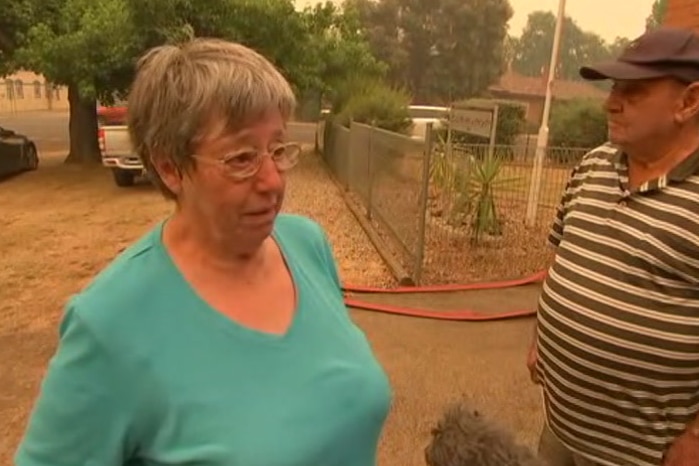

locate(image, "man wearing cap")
(526, 27), (699, 466)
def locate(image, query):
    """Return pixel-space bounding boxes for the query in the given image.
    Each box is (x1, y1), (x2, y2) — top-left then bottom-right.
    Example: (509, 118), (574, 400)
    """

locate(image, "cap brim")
(579, 60), (669, 81)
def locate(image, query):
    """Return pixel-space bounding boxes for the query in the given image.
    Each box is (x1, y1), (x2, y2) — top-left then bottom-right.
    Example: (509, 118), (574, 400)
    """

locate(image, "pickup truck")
(98, 124), (146, 187)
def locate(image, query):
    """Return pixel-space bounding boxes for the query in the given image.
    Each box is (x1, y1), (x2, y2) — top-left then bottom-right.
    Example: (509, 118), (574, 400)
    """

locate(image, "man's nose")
(604, 90), (622, 113)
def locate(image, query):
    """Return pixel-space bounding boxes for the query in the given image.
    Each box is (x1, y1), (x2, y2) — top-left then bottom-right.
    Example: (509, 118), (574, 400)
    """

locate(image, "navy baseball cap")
(580, 27), (699, 83)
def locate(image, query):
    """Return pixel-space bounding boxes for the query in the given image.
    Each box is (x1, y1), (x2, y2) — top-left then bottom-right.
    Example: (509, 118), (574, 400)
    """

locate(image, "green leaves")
(646, 0), (667, 30)
(2, 0), (386, 163)
(332, 77), (413, 134)
(511, 11), (609, 81)
(510, 4), (664, 83)
(8, 0), (382, 105)
(549, 98), (608, 152)
(0, 0), (47, 74)
(16, 0), (138, 101)
(301, 1), (386, 95)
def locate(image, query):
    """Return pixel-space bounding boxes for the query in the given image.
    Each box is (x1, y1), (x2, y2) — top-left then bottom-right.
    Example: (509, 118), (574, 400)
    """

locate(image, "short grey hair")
(127, 37), (297, 198)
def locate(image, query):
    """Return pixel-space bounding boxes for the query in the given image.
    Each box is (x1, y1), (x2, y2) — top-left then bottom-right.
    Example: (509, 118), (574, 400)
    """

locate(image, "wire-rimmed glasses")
(192, 142), (302, 180)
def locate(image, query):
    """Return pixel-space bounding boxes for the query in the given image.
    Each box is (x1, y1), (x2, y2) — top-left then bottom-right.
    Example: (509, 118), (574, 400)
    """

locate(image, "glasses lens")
(274, 144), (300, 170)
(223, 144), (301, 179)
(224, 151), (259, 179)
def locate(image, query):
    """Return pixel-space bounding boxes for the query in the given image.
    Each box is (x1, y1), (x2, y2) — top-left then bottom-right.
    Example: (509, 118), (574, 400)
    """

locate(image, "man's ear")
(678, 82), (699, 124)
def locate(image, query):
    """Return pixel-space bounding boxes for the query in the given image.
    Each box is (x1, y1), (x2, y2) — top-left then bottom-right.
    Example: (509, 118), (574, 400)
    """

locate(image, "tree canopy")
(348, 0), (514, 104)
(6, 0), (384, 163)
(3, 0), (667, 164)
(510, 11), (621, 81)
(646, 0), (668, 30)
(511, 0), (669, 83)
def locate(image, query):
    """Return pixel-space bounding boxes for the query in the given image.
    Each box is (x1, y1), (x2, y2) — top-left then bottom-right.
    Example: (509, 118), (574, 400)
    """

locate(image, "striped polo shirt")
(536, 142), (699, 466)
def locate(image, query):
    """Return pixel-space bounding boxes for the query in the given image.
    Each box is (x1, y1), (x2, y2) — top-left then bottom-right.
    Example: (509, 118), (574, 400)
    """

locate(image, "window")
(5, 79), (14, 99)
(33, 80), (42, 99)
(14, 80), (24, 99)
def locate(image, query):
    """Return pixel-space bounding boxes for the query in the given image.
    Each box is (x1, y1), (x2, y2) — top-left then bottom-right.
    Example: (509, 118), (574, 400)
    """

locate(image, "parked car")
(0, 126), (39, 178)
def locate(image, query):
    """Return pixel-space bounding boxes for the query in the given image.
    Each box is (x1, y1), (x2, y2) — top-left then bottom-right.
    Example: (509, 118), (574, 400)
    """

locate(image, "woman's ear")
(150, 153), (184, 197)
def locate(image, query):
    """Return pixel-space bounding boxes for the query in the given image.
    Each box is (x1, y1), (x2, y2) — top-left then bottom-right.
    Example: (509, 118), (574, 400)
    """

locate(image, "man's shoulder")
(578, 142), (620, 168)
(562, 143), (621, 185)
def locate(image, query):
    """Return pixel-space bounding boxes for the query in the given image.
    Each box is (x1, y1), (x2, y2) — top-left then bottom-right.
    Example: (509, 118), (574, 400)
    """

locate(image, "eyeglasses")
(192, 142), (302, 181)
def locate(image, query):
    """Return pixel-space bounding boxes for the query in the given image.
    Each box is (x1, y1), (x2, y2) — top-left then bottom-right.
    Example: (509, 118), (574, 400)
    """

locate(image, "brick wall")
(664, 0), (699, 30)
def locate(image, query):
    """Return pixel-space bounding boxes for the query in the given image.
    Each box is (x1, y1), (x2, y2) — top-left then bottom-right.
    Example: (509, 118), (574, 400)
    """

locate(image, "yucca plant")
(450, 150), (520, 244)
(429, 132), (456, 192)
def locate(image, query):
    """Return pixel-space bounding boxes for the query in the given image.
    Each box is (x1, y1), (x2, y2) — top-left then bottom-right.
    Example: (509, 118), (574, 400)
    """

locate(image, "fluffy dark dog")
(424, 402), (541, 466)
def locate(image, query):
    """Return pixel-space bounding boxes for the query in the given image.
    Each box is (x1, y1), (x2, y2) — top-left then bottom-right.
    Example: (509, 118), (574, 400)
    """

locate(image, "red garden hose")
(341, 270), (546, 322)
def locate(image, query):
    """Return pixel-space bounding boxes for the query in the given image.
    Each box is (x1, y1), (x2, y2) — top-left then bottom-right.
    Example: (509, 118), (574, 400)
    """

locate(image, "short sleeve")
(15, 304), (139, 466)
(547, 165), (580, 248)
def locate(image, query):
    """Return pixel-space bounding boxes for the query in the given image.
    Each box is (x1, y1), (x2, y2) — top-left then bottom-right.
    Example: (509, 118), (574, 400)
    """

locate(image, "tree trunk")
(64, 83), (101, 164)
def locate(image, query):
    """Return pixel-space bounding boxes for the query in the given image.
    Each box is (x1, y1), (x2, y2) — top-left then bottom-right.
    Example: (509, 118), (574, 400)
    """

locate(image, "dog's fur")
(424, 402), (541, 466)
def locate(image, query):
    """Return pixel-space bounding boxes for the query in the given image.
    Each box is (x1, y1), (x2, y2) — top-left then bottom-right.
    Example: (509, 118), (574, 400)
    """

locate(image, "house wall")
(664, 0), (699, 30)
(524, 97), (544, 126)
(0, 70), (69, 114)
(489, 92), (543, 126)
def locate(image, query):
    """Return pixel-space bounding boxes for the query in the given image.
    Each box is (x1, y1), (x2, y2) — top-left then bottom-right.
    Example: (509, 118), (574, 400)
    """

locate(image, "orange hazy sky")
(295, 0), (656, 42)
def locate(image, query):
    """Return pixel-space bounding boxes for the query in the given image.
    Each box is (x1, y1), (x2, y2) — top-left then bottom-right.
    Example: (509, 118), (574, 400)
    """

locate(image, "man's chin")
(607, 131), (625, 146)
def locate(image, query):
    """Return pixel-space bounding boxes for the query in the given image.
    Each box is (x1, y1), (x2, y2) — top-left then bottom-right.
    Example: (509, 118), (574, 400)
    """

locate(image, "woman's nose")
(253, 155), (284, 192)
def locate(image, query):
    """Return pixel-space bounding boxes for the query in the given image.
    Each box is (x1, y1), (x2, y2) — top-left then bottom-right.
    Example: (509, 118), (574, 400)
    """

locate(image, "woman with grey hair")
(15, 38), (392, 466)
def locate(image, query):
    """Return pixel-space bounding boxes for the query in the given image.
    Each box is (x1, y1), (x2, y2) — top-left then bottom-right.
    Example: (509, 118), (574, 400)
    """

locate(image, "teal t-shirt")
(16, 214), (392, 466)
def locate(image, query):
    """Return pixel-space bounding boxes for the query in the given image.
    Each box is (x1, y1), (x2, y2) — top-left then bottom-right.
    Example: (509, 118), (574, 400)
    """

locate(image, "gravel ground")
(284, 150), (395, 288)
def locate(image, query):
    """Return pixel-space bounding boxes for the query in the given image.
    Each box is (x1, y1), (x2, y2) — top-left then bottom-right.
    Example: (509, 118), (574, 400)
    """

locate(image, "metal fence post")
(345, 120), (353, 192)
(366, 123), (374, 220)
(414, 122), (433, 285)
(525, 133), (546, 226)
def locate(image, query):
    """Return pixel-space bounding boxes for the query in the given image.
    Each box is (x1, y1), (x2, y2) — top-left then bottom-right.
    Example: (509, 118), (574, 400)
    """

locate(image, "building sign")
(449, 107), (495, 139)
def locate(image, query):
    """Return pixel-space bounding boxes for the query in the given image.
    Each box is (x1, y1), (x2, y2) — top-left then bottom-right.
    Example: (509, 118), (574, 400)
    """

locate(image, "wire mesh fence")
(423, 142), (585, 284)
(318, 119), (589, 285)
(323, 121), (432, 282)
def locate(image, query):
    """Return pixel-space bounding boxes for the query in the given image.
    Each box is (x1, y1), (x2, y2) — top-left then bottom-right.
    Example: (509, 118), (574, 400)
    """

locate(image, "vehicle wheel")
(25, 144), (39, 171)
(112, 168), (136, 187)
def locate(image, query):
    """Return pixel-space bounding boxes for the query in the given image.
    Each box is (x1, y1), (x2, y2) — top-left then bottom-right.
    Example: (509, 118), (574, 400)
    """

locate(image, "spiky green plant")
(451, 151), (520, 244)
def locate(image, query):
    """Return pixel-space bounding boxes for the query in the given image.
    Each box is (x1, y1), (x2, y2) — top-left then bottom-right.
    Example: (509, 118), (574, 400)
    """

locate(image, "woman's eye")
(226, 152), (256, 166)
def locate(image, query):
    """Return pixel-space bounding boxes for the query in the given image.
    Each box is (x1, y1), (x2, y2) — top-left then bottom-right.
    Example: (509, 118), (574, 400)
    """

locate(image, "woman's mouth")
(244, 207), (276, 224)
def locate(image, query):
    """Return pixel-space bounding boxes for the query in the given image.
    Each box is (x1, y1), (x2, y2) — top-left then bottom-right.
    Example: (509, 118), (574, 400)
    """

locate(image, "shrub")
(549, 98), (608, 149)
(330, 77), (413, 134)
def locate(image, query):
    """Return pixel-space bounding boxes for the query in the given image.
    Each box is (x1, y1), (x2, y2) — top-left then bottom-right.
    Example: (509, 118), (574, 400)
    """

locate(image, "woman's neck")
(163, 211), (270, 277)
